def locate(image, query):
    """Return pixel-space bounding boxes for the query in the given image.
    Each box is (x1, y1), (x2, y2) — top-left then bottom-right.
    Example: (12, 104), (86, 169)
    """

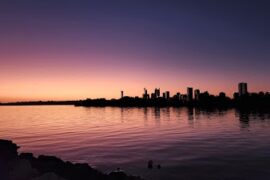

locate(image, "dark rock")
(0, 139), (143, 180)
(0, 139), (20, 180)
(10, 159), (38, 180)
(0, 139), (19, 161)
(31, 172), (66, 180)
(148, 160), (153, 169)
(109, 171), (127, 180)
(20, 153), (34, 159)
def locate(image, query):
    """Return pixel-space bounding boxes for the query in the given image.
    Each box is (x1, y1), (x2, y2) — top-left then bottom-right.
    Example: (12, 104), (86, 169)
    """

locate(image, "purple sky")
(0, 0), (269, 101)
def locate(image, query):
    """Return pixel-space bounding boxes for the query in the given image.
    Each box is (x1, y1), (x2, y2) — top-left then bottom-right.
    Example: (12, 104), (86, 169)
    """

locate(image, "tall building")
(194, 89), (200, 101)
(187, 87), (193, 101)
(219, 92), (226, 98)
(162, 92), (166, 99)
(165, 91), (170, 99)
(143, 88), (149, 99)
(181, 94), (187, 102)
(121, 91), (124, 98)
(176, 92), (181, 100)
(238, 82), (248, 96)
(154, 88), (160, 98)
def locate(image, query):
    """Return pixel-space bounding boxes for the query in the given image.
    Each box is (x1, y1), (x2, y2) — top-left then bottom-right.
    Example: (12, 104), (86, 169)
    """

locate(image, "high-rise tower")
(187, 87), (193, 101)
(238, 82), (248, 96)
(154, 88), (160, 98)
(194, 89), (200, 101)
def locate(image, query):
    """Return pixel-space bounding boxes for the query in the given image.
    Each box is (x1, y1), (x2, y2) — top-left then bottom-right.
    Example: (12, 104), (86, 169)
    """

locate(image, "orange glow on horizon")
(1, 55), (269, 103)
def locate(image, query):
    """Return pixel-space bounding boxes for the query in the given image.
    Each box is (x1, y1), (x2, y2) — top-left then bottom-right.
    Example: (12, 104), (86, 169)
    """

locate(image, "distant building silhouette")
(181, 94), (187, 102)
(176, 92), (181, 100)
(143, 88), (149, 99)
(187, 87), (193, 101)
(219, 92), (226, 98)
(165, 91), (170, 99)
(155, 88), (160, 98)
(194, 89), (200, 101)
(73, 81), (270, 108)
(162, 92), (166, 99)
(233, 92), (239, 99)
(238, 82), (248, 96)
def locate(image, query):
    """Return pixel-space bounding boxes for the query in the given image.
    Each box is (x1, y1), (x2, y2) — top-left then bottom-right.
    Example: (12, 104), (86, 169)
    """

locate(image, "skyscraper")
(162, 92), (166, 99)
(176, 92), (181, 100)
(121, 91), (124, 98)
(165, 91), (170, 99)
(143, 88), (149, 99)
(154, 88), (160, 98)
(238, 82), (248, 96)
(194, 89), (200, 101)
(187, 87), (193, 101)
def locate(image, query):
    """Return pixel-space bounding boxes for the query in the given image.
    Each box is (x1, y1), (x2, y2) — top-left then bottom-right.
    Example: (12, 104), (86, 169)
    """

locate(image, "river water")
(0, 105), (270, 179)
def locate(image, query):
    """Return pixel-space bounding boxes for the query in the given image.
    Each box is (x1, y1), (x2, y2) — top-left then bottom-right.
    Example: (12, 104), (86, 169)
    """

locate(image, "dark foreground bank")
(0, 139), (143, 180)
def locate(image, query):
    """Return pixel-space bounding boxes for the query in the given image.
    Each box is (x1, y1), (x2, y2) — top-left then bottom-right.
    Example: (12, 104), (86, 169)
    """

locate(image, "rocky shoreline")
(0, 139), (143, 180)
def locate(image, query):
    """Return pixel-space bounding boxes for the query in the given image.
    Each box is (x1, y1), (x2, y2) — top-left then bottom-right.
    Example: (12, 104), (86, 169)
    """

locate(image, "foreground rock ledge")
(0, 139), (143, 180)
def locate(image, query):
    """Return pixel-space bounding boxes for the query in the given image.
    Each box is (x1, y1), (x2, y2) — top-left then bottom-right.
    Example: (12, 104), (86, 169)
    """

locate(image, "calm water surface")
(1, 106), (270, 180)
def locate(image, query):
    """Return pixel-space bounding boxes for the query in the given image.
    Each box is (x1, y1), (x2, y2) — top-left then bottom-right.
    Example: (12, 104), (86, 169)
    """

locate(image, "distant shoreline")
(0, 101), (76, 106)
(1, 95), (270, 109)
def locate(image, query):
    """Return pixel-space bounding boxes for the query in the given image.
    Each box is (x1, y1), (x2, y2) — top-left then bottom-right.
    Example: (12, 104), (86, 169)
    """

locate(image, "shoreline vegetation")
(0, 139), (143, 180)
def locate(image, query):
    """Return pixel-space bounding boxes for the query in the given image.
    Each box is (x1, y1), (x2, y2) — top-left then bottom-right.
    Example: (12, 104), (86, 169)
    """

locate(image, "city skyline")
(0, 0), (269, 102)
(122, 82), (258, 100)
(2, 82), (270, 104)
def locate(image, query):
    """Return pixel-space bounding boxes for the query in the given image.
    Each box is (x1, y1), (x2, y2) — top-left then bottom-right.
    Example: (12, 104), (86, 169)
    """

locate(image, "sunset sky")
(0, 0), (269, 102)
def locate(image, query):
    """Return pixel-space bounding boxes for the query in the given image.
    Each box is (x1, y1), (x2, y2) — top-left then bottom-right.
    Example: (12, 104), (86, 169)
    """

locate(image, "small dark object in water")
(157, 164), (161, 169)
(148, 160), (153, 169)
